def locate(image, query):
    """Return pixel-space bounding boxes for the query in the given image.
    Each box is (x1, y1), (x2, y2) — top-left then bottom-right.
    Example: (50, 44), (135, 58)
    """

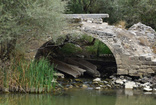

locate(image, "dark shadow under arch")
(35, 34), (117, 78)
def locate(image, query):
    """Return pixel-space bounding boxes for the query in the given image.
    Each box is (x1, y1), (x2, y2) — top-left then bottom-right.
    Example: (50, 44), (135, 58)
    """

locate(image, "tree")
(66, 0), (100, 13)
(67, 0), (156, 30)
(0, 0), (67, 60)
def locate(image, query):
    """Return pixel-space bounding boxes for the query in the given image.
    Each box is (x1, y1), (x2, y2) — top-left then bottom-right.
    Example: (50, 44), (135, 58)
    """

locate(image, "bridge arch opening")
(35, 34), (117, 78)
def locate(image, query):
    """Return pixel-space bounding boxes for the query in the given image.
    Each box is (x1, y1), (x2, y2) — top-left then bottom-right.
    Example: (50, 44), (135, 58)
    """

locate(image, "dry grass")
(115, 20), (126, 29)
(152, 46), (156, 54)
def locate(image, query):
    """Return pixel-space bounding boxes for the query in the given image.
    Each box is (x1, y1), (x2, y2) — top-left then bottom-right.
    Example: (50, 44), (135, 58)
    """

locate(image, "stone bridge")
(26, 14), (156, 76)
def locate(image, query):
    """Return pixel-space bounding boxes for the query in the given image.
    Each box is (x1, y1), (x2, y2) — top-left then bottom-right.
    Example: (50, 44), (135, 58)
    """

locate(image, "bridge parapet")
(66, 14), (109, 24)
(66, 14), (109, 19)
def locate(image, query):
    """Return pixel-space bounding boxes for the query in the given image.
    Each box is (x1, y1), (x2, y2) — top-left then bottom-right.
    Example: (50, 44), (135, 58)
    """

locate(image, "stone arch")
(80, 21), (156, 76)
(34, 33), (119, 77)
(84, 34), (120, 71)
(26, 17), (156, 77)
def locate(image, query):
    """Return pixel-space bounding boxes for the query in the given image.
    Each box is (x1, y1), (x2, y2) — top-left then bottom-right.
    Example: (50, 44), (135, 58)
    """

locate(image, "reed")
(0, 58), (55, 93)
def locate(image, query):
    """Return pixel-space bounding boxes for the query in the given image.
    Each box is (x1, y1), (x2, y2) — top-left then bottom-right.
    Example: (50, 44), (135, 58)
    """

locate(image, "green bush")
(0, 0), (66, 41)
(0, 0), (67, 60)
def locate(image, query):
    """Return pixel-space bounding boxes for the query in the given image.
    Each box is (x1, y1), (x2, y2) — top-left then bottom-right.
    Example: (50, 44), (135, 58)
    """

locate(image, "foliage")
(66, 0), (156, 30)
(112, 0), (156, 29)
(85, 39), (112, 55)
(66, 0), (106, 13)
(0, 0), (67, 60)
(60, 43), (82, 54)
(59, 35), (112, 56)
(0, 0), (66, 41)
(81, 35), (112, 55)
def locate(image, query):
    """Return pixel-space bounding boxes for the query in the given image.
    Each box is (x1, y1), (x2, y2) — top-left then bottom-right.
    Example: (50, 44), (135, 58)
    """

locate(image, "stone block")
(146, 57), (152, 61)
(146, 68), (155, 73)
(132, 65), (140, 69)
(139, 56), (146, 61)
(117, 65), (123, 69)
(151, 66), (156, 71)
(125, 81), (136, 89)
(152, 61), (156, 65)
(152, 59), (156, 65)
(129, 56), (135, 60)
(150, 62), (156, 66)
(142, 61), (152, 65)
(137, 69), (146, 73)
(108, 38), (114, 42)
(129, 69), (137, 74)
(66, 14), (109, 19)
(117, 60), (122, 65)
(134, 56), (139, 60)
(117, 69), (128, 75)
(115, 55), (121, 59)
(140, 65), (147, 69)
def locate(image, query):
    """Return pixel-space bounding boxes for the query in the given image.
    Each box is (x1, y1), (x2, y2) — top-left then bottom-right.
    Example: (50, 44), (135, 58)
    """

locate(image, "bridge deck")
(66, 14), (109, 19)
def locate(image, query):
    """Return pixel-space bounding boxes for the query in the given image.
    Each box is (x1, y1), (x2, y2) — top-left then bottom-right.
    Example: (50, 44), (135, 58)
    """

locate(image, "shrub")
(0, 0), (67, 60)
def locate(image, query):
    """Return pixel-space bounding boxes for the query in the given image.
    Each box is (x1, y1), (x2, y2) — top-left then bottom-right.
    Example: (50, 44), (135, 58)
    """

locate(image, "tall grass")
(0, 58), (56, 93)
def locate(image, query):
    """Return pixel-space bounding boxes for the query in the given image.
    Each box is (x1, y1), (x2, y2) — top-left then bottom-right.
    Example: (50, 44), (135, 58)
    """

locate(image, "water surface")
(0, 89), (156, 105)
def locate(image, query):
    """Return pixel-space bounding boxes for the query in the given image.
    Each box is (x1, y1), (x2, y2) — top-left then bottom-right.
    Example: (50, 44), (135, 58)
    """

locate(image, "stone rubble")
(55, 75), (156, 93)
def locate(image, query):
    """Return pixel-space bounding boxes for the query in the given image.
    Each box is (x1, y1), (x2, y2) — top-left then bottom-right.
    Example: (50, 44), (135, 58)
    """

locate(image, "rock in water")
(95, 87), (101, 90)
(82, 84), (88, 89)
(143, 86), (152, 92)
(93, 78), (101, 82)
(125, 81), (136, 89)
(115, 79), (124, 85)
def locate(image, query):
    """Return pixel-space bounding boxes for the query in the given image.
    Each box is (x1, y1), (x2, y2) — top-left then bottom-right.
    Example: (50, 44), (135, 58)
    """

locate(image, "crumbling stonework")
(79, 20), (156, 76)
(26, 14), (156, 76)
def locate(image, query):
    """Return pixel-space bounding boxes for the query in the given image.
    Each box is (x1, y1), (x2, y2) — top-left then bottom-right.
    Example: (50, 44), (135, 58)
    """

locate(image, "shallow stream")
(1, 89), (156, 105)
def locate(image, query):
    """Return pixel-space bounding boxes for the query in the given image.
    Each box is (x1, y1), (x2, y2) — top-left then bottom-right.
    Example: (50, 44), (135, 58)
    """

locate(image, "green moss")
(85, 39), (112, 55)
(58, 35), (112, 56)
(60, 43), (82, 54)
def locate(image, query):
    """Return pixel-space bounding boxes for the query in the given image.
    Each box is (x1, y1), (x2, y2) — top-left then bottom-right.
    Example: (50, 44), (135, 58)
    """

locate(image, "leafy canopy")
(0, 0), (67, 41)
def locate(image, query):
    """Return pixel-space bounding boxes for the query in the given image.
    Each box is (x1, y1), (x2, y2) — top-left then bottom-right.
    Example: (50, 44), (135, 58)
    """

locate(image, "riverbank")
(1, 71), (156, 93)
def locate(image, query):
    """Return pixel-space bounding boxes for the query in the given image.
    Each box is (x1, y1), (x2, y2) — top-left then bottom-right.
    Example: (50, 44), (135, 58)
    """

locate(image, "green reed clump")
(0, 58), (55, 93)
(28, 58), (55, 93)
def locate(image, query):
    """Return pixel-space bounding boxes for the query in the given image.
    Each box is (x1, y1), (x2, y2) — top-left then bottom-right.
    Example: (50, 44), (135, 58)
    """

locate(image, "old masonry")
(26, 14), (156, 77)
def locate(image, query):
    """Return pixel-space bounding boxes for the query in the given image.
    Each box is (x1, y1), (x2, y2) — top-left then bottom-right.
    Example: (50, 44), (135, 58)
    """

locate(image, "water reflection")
(115, 89), (156, 105)
(0, 89), (156, 105)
